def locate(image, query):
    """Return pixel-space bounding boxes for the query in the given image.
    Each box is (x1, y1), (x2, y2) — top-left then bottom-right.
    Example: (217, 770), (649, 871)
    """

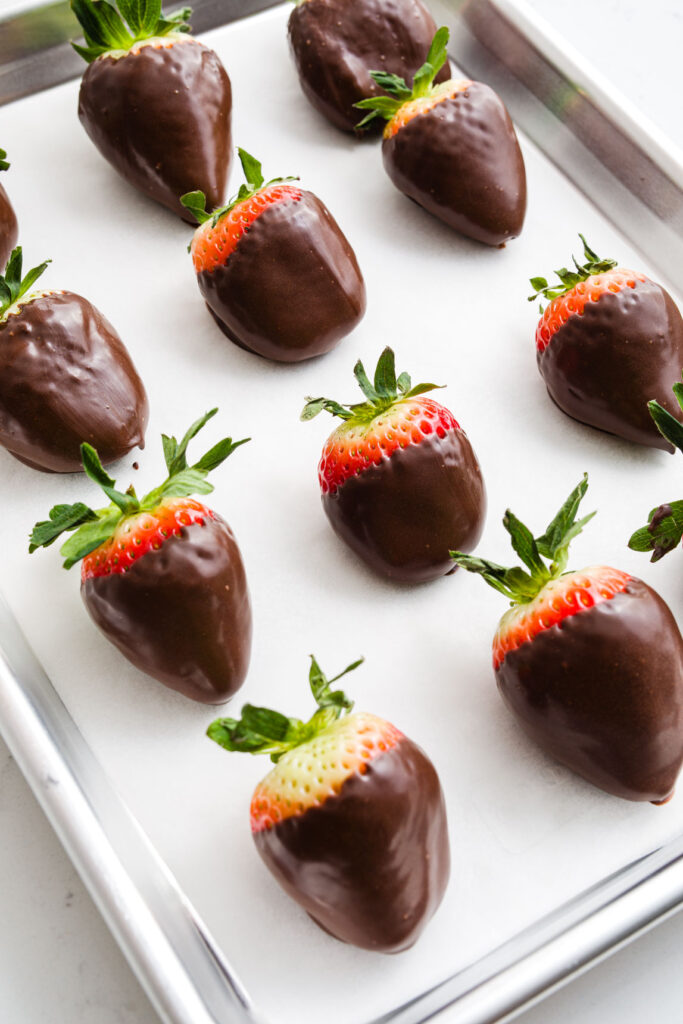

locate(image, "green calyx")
(0, 148), (9, 173)
(207, 655), (363, 763)
(180, 148), (298, 229)
(629, 381), (683, 561)
(354, 25), (450, 130)
(28, 408), (249, 569)
(451, 475), (595, 604)
(0, 247), (51, 321)
(70, 0), (192, 63)
(301, 346), (442, 426)
(529, 234), (618, 307)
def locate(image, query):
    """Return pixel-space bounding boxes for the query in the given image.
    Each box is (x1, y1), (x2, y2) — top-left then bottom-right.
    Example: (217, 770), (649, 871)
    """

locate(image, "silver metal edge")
(1, 1), (683, 1023)
(0, 592), (263, 1024)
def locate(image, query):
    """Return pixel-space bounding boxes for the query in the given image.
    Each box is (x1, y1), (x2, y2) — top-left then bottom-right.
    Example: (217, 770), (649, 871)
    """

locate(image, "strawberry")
(451, 476), (683, 803)
(288, 0), (450, 133)
(29, 409), (251, 704)
(208, 654), (449, 952)
(530, 235), (683, 449)
(181, 149), (366, 362)
(302, 346), (485, 582)
(0, 148), (18, 269)
(629, 381), (683, 560)
(71, 0), (231, 222)
(355, 27), (526, 245)
(0, 246), (148, 472)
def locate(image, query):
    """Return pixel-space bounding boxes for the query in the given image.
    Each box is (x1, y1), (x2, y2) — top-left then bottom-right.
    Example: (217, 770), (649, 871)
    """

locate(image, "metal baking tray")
(2, 2), (683, 1023)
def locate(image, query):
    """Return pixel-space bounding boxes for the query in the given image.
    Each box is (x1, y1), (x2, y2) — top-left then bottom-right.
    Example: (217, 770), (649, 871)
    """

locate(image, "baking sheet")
(2, 5), (683, 1022)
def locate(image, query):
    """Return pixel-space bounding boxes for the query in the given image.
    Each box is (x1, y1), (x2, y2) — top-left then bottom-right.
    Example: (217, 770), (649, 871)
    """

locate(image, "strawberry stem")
(354, 26), (450, 129)
(0, 247), (51, 321)
(301, 346), (443, 425)
(451, 475), (596, 604)
(629, 382), (683, 561)
(207, 655), (362, 763)
(28, 409), (249, 569)
(528, 235), (618, 306)
(70, 0), (192, 63)
(181, 148), (298, 228)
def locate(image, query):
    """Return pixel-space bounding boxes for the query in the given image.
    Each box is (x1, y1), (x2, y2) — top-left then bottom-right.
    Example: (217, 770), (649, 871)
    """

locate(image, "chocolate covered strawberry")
(29, 410), (251, 704)
(208, 654), (449, 952)
(629, 382), (683, 560)
(452, 476), (683, 803)
(302, 347), (485, 582)
(0, 149), (18, 268)
(288, 0), (450, 134)
(181, 149), (366, 362)
(355, 27), (526, 245)
(72, 0), (231, 222)
(530, 235), (683, 449)
(0, 246), (148, 473)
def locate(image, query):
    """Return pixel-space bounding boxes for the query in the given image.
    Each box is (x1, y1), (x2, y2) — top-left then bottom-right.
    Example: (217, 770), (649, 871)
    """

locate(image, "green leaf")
(28, 503), (98, 552)
(535, 474), (590, 560)
(238, 148), (264, 191)
(628, 500), (683, 562)
(59, 509), (123, 569)
(403, 382), (442, 399)
(367, 70), (412, 100)
(308, 654), (359, 712)
(373, 346), (397, 400)
(648, 399), (683, 453)
(530, 234), (617, 305)
(193, 436), (249, 473)
(353, 358), (379, 403)
(0, 149), (9, 172)
(179, 190), (211, 224)
(81, 443), (139, 513)
(503, 509), (547, 578)
(396, 372), (411, 393)
(0, 247), (51, 320)
(166, 408), (218, 475)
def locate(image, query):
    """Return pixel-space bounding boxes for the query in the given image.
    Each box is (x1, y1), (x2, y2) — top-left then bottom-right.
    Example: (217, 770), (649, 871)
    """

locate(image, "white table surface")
(0, 1), (682, 1023)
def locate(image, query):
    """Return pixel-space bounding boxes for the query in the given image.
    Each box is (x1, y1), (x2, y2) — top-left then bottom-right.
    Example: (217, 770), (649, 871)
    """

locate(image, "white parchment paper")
(2, 6), (683, 1022)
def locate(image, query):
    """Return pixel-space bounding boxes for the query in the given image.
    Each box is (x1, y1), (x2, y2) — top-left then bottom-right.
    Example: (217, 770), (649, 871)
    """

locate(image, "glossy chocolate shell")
(382, 81), (526, 245)
(78, 38), (231, 222)
(198, 190), (366, 362)
(254, 735), (450, 952)
(0, 182), (18, 269)
(538, 278), (683, 450)
(82, 514), (251, 704)
(323, 428), (486, 582)
(0, 291), (148, 473)
(288, 0), (450, 133)
(495, 577), (683, 802)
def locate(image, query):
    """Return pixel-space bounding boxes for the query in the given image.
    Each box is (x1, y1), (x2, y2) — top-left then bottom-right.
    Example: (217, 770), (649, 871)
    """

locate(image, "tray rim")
(2, 2), (683, 1023)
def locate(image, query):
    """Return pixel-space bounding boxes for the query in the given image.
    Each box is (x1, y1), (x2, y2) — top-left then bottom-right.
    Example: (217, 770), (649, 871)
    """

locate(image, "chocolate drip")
(538, 278), (683, 449)
(254, 736), (450, 952)
(323, 428), (486, 582)
(0, 291), (148, 473)
(0, 183), (18, 269)
(198, 191), (365, 362)
(288, 0), (450, 133)
(496, 577), (683, 802)
(83, 515), (252, 704)
(78, 38), (231, 222)
(382, 81), (526, 245)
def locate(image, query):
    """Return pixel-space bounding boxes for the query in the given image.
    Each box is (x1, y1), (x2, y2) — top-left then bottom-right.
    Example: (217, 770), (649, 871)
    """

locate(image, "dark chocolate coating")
(254, 736), (450, 952)
(538, 278), (683, 450)
(496, 577), (683, 802)
(288, 0), (450, 133)
(82, 515), (251, 704)
(78, 38), (231, 222)
(0, 291), (148, 473)
(0, 182), (18, 269)
(198, 191), (366, 362)
(323, 428), (486, 582)
(382, 81), (526, 245)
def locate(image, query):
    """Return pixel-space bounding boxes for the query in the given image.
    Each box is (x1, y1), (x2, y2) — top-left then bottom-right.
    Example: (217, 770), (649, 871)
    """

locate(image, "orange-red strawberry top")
(250, 713), (403, 832)
(384, 79), (472, 138)
(493, 566), (630, 668)
(319, 396), (459, 495)
(81, 497), (216, 580)
(189, 184), (303, 273)
(536, 268), (647, 353)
